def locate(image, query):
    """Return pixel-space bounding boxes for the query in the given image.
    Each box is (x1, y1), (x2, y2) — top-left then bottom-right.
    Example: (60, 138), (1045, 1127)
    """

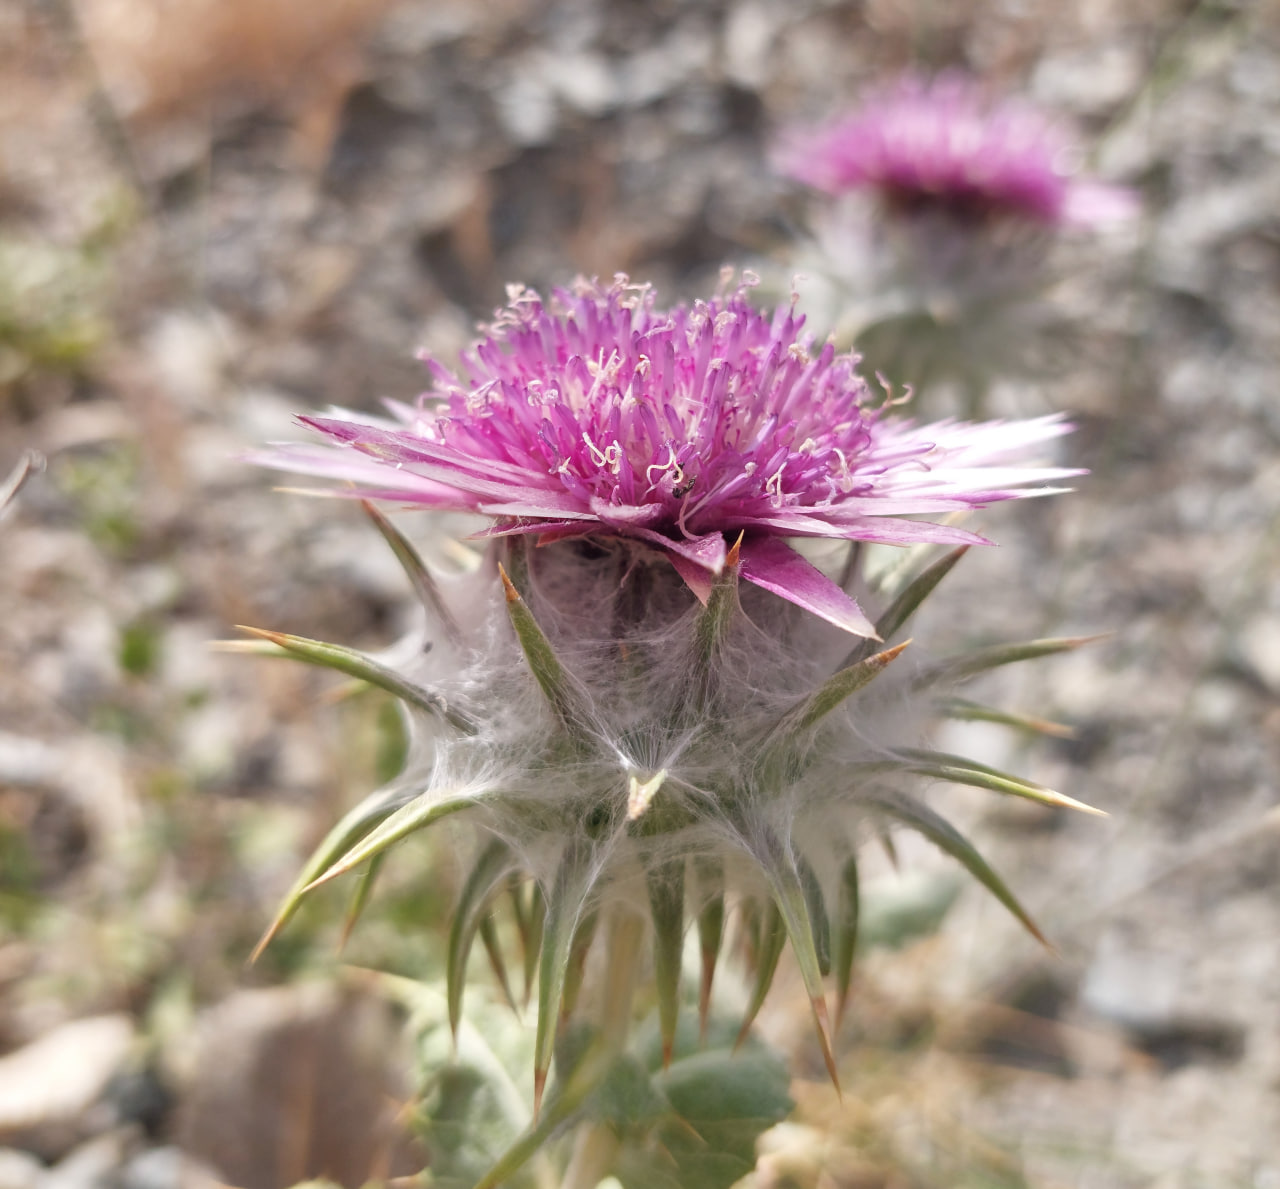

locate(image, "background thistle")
(773, 73), (1139, 417)
(244, 277), (1096, 1186)
(776, 73), (1136, 229)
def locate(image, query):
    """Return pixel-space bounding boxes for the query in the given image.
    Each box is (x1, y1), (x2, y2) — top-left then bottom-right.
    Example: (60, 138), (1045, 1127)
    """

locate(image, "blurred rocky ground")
(1, 0), (1278, 1186)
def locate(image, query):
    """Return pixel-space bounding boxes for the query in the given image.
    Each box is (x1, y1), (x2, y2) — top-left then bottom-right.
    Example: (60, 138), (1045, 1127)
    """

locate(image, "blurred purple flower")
(777, 74), (1136, 227)
(258, 276), (1079, 636)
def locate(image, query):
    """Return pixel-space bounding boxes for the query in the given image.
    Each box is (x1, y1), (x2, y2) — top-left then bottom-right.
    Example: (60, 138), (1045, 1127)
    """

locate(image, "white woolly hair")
(390, 533), (933, 917)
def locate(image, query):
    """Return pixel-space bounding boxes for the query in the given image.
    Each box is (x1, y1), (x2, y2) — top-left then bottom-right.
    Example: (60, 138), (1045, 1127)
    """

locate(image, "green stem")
(562, 1124), (622, 1189)
(561, 906), (644, 1189)
(599, 907), (644, 1049)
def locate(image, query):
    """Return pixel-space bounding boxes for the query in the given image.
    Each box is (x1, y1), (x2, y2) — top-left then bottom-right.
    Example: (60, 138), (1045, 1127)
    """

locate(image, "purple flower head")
(259, 275), (1080, 636)
(777, 73), (1137, 227)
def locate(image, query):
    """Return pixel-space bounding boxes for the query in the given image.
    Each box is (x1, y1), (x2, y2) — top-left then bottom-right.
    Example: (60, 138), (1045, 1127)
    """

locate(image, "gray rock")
(1032, 43), (1144, 115)
(1236, 616), (1280, 695)
(43, 1132), (129, 1189)
(493, 57), (558, 146)
(723, 2), (787, 90)
(116, 1147), (222, 1189)
(0, 1017), (135, 1162)
(1081, 931), (1182, 1028)
(173, 985), (419, 1189)
(544, 51), (618, 116)
(0, 1149), (45, 1189)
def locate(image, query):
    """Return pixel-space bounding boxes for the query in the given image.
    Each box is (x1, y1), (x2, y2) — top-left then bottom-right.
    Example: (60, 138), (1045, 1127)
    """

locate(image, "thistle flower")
(776, 73), (1136, 227)
(774, 78), (1138, 421)
(261, 275), (1077, 636)
(244, 276), (1096, 1185)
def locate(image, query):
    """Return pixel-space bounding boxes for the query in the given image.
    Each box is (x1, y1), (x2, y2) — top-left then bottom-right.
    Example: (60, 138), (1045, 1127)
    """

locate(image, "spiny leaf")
(937, 697), (1076, 738)
(738, 897), (763, 975)
(476, 1039), (629, 1187)
(534, 839), (598, 1115)
(337, 852), (385, 953)
(893, 748), (1106, 816)
(362, 500), (462, 644)
(868, 792), (1049, 948)
(473, 1041), (617, 1189)
(234, 626), (477, 734)
(735, 898), (785, 1050)
(586, 1054), (671, 1136)
(521, 883), (545, 1007)
(682, 533), (743, 719)
(831, 852), (860, 1031)
(498, 563), (588, 733)
(877, 823), (900, 869)
(619, 1047), (793, 1189)
(251, 784), (408, 962)
(758, 839), (839, 1091)
(509, 875), (531, 957)
(796, 853), (831, 978)
(468, 1095), (563, 1189)
(695, 857), (725, 1044)
(837, 540), (863, 593)
(560, 908), (600, 1023)
(875, 545), (969, 641)
(407, 983), (535, 1189)
(477, 914), (519, 1016)
(914, 634), (1104, 688)
(301, 787), (484, 893)
(647, 858), (686, 1069)
(844, 546), (968, 668)
(760, 641), (911, 779)
(447, 838), (516, 1040)
(785, 640), (912, 736)
(694, 533), (742, 660)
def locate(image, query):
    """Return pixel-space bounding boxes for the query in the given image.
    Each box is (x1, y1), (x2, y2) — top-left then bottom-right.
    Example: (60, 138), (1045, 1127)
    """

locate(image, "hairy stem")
(561, 906), (645, 1189)
(562, 1123), (622, 1189)
(599, 906), (644, 1049)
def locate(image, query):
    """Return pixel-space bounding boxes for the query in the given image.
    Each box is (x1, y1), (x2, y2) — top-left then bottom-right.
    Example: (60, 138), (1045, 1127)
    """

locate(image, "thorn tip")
(812, 996), (840, 1094)
(497, 563), (520, 603)
(533, 1068), (547, 1119)
(878, 638), (912, 664)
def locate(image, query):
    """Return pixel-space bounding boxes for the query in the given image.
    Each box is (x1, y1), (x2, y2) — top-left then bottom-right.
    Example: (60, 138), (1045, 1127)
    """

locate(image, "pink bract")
(257, 277), (1080, 636)
(777, 74), (1136, 227)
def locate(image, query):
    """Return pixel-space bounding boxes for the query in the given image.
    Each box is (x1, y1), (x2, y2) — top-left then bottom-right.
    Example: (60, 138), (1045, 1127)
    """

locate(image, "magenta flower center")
(420, 285), (889, 535)
(269, 276), (1078, 634)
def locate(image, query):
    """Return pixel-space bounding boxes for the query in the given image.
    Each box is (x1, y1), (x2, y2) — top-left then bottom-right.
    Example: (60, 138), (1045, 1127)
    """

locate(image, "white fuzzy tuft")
(386, 535), (931, 917)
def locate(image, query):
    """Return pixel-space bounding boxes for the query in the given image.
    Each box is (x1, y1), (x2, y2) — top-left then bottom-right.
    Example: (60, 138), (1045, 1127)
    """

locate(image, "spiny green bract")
(243, 510), (1101, 1115)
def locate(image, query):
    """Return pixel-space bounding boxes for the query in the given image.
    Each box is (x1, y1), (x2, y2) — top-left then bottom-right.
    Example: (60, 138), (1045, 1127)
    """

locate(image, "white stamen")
(645, 444), (685, 488)
(765, 462), (788, 507)
(582, 431), (623, 474)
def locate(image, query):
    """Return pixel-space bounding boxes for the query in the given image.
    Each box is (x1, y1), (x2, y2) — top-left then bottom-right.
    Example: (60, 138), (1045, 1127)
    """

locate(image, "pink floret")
(777, 74), (1137, 227)
(255, 276), (1081, 635)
